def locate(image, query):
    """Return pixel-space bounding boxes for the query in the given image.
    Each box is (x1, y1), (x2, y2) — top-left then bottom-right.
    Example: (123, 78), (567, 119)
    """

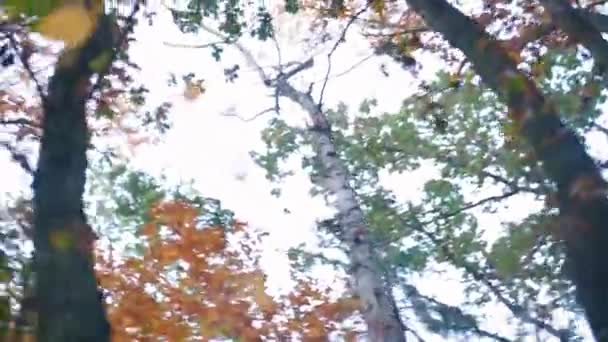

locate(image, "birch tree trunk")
(276, 78), (407, 341)
(196, 18), (408, 340)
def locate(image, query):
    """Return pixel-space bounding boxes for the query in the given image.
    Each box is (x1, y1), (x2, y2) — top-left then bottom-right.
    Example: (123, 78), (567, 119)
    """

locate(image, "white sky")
(118, 5), (571, 340)
(0, 0), (598, 340)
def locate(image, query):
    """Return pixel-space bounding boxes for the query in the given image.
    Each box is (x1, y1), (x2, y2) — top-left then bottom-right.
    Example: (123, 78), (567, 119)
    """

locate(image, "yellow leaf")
(502, 119), (520, 140)
(372, 0), (385, 19)
(50, 229), (74, 251)
(89, 50), (113, 72)
(37, 5), (97, 47)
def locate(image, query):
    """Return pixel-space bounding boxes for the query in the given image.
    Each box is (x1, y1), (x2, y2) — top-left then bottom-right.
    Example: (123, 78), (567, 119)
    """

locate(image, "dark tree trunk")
(32, 15), (117, 342)
(404, 0), (608, 340)
(538, 0), (608, 73)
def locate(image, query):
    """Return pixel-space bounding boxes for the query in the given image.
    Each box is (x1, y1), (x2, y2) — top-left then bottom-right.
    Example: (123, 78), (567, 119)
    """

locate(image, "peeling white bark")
(194, 22), (407, 340)
(277, 79), (407, 342)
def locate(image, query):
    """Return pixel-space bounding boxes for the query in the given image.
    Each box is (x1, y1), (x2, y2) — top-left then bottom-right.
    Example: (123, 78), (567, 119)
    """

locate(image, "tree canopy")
(2, 0), (608, 340)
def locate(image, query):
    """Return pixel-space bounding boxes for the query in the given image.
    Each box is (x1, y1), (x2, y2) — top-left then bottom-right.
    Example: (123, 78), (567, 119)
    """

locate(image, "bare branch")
(162, 41), (227, 49)
(405, 326), (428, 342)
(319, 3), (371, 108)
(0, 118), (37, 127)
(429, 190), (519, 223)
(220, 107), (275, 122)
(6, 34), (46, 102)
(402, 283), (512, 342)
(193, 21), (270, 83)
(503, 23), (555, 51)
(313, 53), (375, 83)
(271, 34), (283, 72)
(0, 141), (33, 175)
(88, 0), (142, 101)
(593, 122), (608, 136)
(362, 26), (429, 37)
(480, 170), (544, 195)
(279, 58), (314, 81)
(404, 214), (572, 341)
(586, 0), (608, 8)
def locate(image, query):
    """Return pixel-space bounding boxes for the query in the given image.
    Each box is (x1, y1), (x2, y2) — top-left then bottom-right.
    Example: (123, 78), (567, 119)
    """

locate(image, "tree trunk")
(32, 15), (116, 342)
(538, 0), (608, 73)
(277, 79), (407, 341)
(404, 0), (608, 339)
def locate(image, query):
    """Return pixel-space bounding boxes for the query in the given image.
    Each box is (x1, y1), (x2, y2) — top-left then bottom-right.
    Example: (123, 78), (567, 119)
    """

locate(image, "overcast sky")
(0, 0), (599, 340)
(116, 4), (546, 340)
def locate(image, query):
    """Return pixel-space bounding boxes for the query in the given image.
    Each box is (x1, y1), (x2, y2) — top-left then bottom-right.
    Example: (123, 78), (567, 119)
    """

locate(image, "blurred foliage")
(251, 30), (603, 337)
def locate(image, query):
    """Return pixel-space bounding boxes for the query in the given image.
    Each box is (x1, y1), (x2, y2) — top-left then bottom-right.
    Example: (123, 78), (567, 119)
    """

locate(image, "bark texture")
(277, 78), (407, 341)
(404, 0), (608, 340)
(539, 0), (608, 73)
(33, 15), (116, 342)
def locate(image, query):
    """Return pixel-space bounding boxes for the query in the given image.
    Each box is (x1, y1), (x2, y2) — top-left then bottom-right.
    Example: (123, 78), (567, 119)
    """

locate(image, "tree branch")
(220, 107), (275, 122)
(404, 214), (572, 341)
(539, 0), (608, 73)
(429, 189), (519, 223)
(404, 0), (608, 338)
(577, 9), (608, 32)
(162, 41), (227, 49)
(402, 283), (512, 342)
(319, 2), (372, 108)
(88, 0), (142, 101)
(0, 141), (33, 175)
(503, 23), (555, 51)
(0, 118), (37, 127)
(6, 34), (46, 102)
(586, 0), (608, 8)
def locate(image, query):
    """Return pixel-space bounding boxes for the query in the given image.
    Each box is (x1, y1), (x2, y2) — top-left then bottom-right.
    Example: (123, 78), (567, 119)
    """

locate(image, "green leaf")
(4, 0), (60, 19)
(284, 0), (299, 13)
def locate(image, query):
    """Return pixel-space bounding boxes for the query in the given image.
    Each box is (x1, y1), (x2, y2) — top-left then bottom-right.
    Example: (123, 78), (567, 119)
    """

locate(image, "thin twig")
(362, 26), (429, 37)
(318, 2), (371, 108)
(593, 122), (608, 136)
(162, 41), (226, 48)
(271, 34), (283, 112)
(0, 118), (37, 127)
(0, 62), (55, 89)
(405, 326), (428, 342)
(313, 53), (375, 83)
(586, 0), (608, 8)
(6, 34), (46, 102)
(426, 190), (519, 224)
(88, 0), (142, 101)
(0, 141), (33, 175)
(220, 107), (274, 122)
(405, 214), (571, 341)
(194, 22), (270, 83)
(402, 283), (512, 342)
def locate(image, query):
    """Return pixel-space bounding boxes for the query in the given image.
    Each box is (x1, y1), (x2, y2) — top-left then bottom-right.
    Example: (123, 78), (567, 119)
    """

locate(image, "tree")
(90, 164), (362, 341)
(399, 0), (608, 339)
(5, 0), (608, 340)
(285, 0), (608, 338)
(171, 14), (410, 342)
(159, 0), (608, 339)
(0, 159), (364, 341)
(1, 0), (146, 340)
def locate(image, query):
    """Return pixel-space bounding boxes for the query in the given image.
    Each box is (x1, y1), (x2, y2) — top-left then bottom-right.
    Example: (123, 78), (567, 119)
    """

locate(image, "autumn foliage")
(96, 200), (361, 341)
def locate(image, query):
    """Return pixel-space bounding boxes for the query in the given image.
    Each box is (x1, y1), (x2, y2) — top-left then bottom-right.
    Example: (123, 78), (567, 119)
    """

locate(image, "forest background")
(1, 0), (608, 340)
